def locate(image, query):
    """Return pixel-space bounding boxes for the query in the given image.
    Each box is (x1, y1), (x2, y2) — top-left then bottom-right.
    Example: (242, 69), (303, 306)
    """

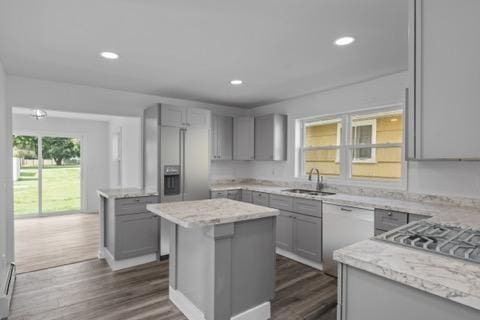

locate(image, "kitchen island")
(147, 198), (279, 320)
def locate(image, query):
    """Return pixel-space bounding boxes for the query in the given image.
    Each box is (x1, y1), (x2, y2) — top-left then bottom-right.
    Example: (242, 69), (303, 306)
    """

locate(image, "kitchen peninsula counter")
(147, 198), (279, 320)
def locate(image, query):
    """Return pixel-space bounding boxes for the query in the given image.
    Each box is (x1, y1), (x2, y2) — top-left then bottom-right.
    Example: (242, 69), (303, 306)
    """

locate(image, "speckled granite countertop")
(97, 188), (159, 199)
(147, 198), (279, 228)
(211, 183), (480, 310)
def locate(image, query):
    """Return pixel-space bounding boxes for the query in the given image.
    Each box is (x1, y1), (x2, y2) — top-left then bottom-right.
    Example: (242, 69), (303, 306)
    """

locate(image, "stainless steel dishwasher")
(322, 203), (374, 276)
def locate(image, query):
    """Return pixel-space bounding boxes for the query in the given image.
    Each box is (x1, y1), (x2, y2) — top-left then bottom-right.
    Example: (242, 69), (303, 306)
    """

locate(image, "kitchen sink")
(282, 189), (336, 196)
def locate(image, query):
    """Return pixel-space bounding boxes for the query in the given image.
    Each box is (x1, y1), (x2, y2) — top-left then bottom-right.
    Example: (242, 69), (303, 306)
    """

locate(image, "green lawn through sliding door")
(14, 165), (81, 216)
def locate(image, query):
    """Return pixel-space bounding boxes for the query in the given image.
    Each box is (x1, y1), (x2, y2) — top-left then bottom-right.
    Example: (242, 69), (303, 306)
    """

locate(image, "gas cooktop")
(376, 220), (480, 264)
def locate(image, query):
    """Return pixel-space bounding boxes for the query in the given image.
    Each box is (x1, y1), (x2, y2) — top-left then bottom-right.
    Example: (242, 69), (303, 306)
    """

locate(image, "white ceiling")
(0, 0), (408, 108)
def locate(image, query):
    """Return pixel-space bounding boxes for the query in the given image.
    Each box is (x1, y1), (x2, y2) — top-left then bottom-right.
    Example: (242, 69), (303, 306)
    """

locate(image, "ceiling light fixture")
(230, 79), (243, 85)
(100, 51), (119, 59)
(334, 36), (355, 46)
(30, 109), (47, 120)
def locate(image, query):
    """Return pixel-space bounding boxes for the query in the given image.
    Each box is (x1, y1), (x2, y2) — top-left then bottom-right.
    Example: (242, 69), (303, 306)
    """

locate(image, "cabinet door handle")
(387, 212), (393, 216)
(340, 207), (352, 212)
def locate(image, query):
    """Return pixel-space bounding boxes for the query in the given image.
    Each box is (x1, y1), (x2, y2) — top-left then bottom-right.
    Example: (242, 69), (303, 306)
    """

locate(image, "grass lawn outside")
(14, 165), (81, 216)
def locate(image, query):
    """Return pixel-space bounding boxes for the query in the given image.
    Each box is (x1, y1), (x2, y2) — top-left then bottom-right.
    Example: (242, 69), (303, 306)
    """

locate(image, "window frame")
(351, 118), (377, 163)
(296, 104), (406, 188)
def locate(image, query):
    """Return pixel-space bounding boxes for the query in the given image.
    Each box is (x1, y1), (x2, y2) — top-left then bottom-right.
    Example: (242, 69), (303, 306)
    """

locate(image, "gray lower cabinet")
(292, 213), (322, 262)
(241, 190), (252, 203)
(227, 189), (241, 201)
(252, 191), (269, 206)
(210, 190), (228, 199)
(104, 195), (160, 261)
(276, 211), (294, 251)
(275, 209), (322, 263)
(338, 264), (480, 320)
(116, 213), (158, 259)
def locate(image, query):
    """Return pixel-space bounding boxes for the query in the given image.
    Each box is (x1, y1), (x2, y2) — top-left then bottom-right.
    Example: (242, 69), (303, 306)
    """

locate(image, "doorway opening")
(13, 134), (82, 216)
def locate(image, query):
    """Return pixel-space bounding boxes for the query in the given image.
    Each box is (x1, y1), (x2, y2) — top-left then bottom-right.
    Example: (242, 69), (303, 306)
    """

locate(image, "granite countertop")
(210, 183), (480, 221)
(97, 188), (159, 199)
(147, 198), (279, 228)
(210, 182), (480, 310)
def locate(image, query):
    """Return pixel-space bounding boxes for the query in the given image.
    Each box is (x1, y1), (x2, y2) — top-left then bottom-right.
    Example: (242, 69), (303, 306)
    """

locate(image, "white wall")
(245, 72), (480, 199)
(7, 75), (248, 182)
(12, 114), (110, 212)
(108, 116), (142, 188)
(7, 75), (247, 117)
(0, 60), (14, 265)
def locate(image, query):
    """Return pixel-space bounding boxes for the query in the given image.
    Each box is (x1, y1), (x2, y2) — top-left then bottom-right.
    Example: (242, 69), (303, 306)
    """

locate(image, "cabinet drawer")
(293, 198), (322, 218)
(252, 191), (269, 206)
(116, 196), (159, 215)
(374, 209), (408, 231)
(241, 190), (252, 203)
(269, 194), (293, 211)
(211, 190), (228, 199)
(409, 213), (431, 223)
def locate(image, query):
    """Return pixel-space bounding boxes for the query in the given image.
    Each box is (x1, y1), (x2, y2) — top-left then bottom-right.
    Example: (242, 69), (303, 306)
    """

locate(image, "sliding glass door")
(13, 135), (82, 217)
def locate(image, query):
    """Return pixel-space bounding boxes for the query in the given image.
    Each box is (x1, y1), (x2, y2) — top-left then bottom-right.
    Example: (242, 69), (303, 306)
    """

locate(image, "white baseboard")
(104, 249), (157, 271)
(169, 287), (270, 320)
(169, 286), (206, 320)
(276, 248), (323, 271)
(231, 302), (270, 320)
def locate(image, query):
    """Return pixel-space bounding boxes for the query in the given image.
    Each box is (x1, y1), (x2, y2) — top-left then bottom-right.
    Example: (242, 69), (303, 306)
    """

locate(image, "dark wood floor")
(10, 255), (337, 320)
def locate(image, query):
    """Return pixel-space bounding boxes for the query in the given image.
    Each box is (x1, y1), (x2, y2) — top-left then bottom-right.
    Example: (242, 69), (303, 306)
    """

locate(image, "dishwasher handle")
(326, 207), (374, 223)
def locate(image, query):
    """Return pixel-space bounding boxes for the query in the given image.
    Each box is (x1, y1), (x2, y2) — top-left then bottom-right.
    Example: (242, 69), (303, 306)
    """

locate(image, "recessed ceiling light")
(100, 51), (119, 59)
(334, 36), (355, 46)
(230, 79), (243, 85)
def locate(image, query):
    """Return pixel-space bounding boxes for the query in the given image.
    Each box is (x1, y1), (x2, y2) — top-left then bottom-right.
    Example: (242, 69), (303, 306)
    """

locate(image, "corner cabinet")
(211, 114), (233, 160)
(407, 0), (480, 160)
(254, 114), (287, 161)
(233, 116), (255, 160)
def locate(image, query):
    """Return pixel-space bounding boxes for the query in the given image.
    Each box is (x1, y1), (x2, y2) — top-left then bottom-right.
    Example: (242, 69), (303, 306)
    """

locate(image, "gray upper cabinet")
(408, 0), (480, 159)
(186, 107), (210, 128)
(233, 116), (255, 160)
(160, 104), (210, 128)
(254, 114), (287, 161)
(161, 104), (185, 127)
(211, 114), (233, 160)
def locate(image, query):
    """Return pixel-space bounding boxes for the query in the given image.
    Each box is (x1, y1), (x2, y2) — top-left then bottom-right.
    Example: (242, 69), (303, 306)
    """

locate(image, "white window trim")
(351, 118), (376, 163)
(295, 104), (406, 189)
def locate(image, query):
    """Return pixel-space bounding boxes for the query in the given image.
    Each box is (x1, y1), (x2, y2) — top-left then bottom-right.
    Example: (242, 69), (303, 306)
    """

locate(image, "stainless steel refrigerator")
(143, 104), (210, 257)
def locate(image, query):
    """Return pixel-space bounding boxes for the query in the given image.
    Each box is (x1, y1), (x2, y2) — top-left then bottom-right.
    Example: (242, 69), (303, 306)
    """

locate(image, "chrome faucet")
(308, 168), (323, 191)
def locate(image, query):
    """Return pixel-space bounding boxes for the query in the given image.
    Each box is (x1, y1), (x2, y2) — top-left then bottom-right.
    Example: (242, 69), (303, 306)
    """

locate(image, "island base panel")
(169, 217), (276, 320)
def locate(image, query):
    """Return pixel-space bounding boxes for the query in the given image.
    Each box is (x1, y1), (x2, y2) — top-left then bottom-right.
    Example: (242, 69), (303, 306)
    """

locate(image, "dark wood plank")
(10, 255), (336, 320)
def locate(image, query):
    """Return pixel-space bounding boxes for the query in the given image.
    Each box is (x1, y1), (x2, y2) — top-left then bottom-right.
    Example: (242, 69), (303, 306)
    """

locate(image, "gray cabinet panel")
(276, 211), (294, 251)
(161, 104), (185, 127)
(293, 213), (322, 263)
(241, 190), (252, 203)
(340, 265), (480, 320)
(254, 114), (287, 161)
(227, 189), (241, 201)
(233, 116), (254, 160)
(115, 196), (159, 215)
(211, 190), (228, 199)
(374, 209), (408, 231)
(408, 0), (480, 159)
(252, 191), (269, 206)
(211, 114), (233, 160)
(186, 107), (210, 128)
(115, 213), (159, 260)
(292, 198), (322, 218)
(269, 194), (294, 211)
